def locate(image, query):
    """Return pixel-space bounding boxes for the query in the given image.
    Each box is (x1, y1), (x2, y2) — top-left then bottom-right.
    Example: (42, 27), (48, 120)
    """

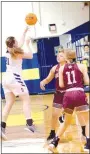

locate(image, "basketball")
(25, 13), (37, 25)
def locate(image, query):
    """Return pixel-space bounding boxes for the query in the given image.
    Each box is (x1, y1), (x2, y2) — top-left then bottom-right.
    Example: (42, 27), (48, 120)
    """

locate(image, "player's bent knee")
(52, 107), (62, 118)
(19, 93), (30, 101)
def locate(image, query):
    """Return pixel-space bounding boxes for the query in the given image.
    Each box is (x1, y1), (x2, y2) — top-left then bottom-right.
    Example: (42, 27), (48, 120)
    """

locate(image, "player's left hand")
(40, 81), (45, 90)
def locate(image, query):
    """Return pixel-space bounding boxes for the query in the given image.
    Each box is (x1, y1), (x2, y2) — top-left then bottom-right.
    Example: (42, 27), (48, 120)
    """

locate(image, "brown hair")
(57, 45), (64, 53)
(6, 36), (15, 48)
(58, 48), (64, 53)
(6, 36), (23, 58)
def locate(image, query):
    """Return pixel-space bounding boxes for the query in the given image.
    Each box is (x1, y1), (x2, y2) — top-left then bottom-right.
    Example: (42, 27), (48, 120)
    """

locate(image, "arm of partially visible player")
(59, 66), (64, 88)
(82, 65), (89, 85)
(40, 66), (56, 90)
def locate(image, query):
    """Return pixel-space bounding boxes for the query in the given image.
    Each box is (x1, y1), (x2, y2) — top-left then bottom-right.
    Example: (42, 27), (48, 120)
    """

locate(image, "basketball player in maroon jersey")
(40, 49), (66, 141)
(48, 49), (89, 152)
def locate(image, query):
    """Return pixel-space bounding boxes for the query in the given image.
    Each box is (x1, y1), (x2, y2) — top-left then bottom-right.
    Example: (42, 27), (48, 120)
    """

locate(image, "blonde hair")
(9, 47), (24, 59)
(64, 49), (76, 60)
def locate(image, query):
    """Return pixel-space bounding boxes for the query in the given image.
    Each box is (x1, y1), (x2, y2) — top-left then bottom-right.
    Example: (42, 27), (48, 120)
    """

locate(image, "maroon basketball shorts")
(53, 91), (65, 109)
(63, 88), (89, 114)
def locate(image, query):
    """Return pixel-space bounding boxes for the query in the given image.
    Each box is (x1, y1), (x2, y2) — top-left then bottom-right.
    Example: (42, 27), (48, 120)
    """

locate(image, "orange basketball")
(25, 13), (37, 25)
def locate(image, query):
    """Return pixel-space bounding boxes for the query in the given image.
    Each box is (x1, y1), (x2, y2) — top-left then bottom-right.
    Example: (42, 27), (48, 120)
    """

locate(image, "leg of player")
(76, 110), (90, 150)
(59, 114), (65, 123)
(48, 112), (73, 152)
(19, 94), (36, 133)
(80, 93), (89, 138)
(85, 123), (90, 149)
(47, 92), (64, 142)
(1, 92), (15, 140)
(56, 113), (72, 137)
(47, 107), (62, 141)
(81, 125), (86, 137)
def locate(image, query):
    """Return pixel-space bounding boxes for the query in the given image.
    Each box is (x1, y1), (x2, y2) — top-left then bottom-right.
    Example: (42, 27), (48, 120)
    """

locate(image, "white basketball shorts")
(2, 72), (29, 96)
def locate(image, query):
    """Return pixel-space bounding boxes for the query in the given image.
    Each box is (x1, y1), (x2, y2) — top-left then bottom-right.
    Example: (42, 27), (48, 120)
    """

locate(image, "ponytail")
(6, 36), (24, 59)
(10, 47), (24, 59)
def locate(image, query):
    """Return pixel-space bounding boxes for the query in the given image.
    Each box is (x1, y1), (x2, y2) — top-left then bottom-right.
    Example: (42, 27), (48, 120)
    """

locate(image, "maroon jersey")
(63, 63), (84, 89)
(55, 64), (65, 92)
(53, 64), (65, 108)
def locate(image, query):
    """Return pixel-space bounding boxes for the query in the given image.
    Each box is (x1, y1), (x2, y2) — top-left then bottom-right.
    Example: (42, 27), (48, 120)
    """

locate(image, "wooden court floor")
(2, 94), (89, 153)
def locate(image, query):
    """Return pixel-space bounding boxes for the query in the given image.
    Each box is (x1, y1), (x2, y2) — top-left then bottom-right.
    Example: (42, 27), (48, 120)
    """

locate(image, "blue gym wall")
(1, 21), (90, 99)
(66, 21), (90, 42)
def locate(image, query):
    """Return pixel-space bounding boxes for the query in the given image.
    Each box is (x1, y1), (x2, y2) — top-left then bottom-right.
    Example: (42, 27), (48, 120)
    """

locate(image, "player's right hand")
(40, 81), (45, 90)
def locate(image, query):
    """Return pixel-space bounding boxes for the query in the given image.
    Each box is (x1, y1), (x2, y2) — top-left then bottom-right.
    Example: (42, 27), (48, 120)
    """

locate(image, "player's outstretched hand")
(40, 81), (45, 90)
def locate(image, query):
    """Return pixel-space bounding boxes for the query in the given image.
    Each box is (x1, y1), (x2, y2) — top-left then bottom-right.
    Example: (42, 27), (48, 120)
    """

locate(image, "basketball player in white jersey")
(1, 27), (35, 140)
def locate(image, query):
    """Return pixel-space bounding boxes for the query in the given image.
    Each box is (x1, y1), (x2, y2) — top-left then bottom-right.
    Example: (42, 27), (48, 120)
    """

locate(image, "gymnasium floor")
(2, 94), (89, 153)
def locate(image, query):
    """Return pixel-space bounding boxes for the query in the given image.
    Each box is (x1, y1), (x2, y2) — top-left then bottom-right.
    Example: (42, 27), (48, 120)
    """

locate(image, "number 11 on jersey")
(66, 70), (77, 84)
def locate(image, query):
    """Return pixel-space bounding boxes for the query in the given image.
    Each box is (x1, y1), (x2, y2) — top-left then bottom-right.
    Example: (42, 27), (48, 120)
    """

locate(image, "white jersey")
(6, 52), (22, 75)
(2, 52), (29, 96)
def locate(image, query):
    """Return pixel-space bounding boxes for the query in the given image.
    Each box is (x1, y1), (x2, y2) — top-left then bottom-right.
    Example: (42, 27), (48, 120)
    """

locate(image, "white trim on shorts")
(66, 87), (84, 92)
(53, 102), (63, 109)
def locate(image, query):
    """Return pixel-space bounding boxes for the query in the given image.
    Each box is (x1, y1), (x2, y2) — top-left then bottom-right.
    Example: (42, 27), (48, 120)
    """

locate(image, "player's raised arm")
(21, 37), (33, 59)
(18, 26), (29, 48)
(40, 65), (57, 90)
